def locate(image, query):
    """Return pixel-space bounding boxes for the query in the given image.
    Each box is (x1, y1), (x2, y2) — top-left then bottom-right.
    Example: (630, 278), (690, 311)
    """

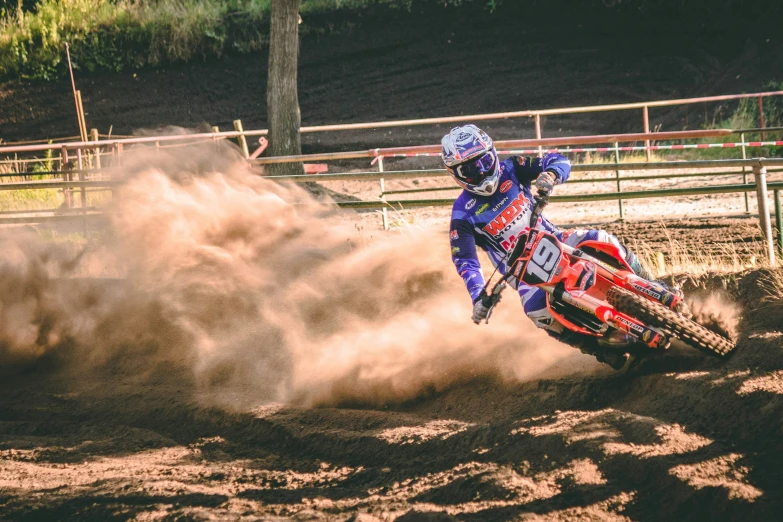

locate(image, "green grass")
(0, 0), (485, 80)
(0, 0), (271, 79)
(0, 187), (62, 210)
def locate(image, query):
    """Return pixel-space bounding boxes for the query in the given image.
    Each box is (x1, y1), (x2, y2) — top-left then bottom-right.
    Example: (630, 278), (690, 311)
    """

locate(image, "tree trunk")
(266, 0), (304, 176)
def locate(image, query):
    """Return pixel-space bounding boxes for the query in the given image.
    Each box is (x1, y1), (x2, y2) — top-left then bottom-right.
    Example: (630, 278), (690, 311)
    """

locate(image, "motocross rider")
(444, 124), (660, 369)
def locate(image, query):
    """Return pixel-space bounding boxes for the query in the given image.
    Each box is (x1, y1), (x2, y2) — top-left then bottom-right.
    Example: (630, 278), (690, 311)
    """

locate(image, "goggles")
(452, 152), (496, 185)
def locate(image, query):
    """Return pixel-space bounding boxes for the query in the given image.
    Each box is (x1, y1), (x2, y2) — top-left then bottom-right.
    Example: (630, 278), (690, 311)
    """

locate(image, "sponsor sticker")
(451, 247), (461, 255)
(631, 282), (662, 300)
(492, 196), (509, 212)
(482, 193), (529, 236)
(617, 316), (644, 334)
(450, 230), (459, 241)
(643, 330), (652, 342)
(465, 199), (476, 210)
(500, 180), (513, 193)
(475, 203), (490, 216)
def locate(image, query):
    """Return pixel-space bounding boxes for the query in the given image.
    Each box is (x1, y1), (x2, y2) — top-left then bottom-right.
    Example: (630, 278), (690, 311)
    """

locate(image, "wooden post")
(211, 126), (220, 151)
(77, 148), (87, 235)
(233, 120), (250, 159)
(110, 143), (122, 203)
(643, 105), (651, 161)
(65, 43), (87, 142)
(76, 90), (88, 142)
(61, 146), (72, 208)
(754, 163), (776, 267)
(76, 148), (86, 209)
(90, 128), (101, 170)
(614, 141), (624, 220)
(378, 156), (388, 230)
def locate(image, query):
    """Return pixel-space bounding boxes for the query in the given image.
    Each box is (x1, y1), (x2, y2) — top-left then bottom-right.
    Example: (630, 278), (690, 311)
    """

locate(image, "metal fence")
(262, 158), (783, 267)
(2, 89), (783, 169)
(2, 91), (783, 265)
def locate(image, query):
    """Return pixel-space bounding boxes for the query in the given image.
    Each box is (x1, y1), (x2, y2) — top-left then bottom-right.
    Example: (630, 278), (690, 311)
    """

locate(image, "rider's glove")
(535, 170), (559, 195)
(472, 299), (491, 324)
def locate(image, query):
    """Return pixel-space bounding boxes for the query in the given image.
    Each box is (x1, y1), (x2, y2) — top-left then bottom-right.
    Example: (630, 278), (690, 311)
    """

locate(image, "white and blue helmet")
(441, 124), (500, 196)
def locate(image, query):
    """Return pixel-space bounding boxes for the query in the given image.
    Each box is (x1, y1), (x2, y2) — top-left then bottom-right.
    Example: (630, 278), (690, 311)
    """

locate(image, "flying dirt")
(0, 143), (780, 521)
(0, 143), (592, 407)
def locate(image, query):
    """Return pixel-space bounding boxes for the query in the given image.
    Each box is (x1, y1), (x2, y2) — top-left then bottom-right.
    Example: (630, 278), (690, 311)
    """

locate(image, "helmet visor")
(453, 152), (496, 185)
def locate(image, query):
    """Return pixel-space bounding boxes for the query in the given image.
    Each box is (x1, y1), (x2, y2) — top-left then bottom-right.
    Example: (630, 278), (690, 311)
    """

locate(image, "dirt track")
(0, 228), (780, 521)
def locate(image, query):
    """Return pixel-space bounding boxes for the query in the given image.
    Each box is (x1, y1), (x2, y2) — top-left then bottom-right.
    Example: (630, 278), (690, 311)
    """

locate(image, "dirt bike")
(477, 190), (736, 363)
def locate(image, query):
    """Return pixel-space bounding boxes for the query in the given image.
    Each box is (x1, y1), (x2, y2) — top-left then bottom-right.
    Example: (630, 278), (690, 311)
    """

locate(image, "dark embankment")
(1, 0), (782, 148)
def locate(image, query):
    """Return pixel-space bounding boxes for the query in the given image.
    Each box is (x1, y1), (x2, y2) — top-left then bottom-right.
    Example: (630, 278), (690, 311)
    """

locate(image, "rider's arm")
(511, 153), (571, 185)
(450, 217), (485, 303)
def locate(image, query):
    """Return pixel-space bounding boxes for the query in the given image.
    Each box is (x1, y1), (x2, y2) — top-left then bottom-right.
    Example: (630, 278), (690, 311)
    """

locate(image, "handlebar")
(529, 188), (550, 228)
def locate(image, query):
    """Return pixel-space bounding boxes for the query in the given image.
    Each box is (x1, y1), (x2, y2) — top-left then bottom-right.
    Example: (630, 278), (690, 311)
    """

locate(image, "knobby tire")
(607, 287), (736, 358)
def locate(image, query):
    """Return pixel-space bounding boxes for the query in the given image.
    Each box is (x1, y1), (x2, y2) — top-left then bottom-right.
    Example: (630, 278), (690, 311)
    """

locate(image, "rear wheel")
(607, 287), (736, 358)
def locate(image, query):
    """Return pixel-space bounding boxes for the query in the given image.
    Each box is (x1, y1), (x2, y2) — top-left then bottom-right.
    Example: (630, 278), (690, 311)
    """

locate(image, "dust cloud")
(0, 144), (586, 409)
(687, 293), (741, 342)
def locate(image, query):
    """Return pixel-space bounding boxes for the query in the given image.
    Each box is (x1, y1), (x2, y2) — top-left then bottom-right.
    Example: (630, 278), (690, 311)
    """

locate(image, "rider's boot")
(624, 246), (691, 317)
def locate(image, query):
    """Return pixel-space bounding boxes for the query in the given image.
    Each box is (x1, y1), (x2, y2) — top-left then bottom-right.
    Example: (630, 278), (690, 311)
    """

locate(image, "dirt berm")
(0, 265), (780, 521)
(0, 142), (780, 521)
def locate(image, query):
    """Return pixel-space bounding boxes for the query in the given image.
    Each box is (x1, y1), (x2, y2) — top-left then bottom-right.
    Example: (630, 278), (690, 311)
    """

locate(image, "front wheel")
(607, 287), (736, 358)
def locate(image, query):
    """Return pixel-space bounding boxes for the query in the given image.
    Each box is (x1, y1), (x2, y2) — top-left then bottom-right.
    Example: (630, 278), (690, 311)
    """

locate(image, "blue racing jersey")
(449, 154), (571, 303)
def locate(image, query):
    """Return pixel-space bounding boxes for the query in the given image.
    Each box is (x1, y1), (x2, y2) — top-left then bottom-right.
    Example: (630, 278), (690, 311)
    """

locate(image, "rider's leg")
(518, 286), (630, 370)
(519, 286), (563, 334)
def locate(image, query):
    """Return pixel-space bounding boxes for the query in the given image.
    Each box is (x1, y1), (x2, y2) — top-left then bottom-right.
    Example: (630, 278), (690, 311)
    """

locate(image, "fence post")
(233, 120), (250, 159)
(753, 162), (776, 267)
(534, 114), (543, 158)
(90, 128), (101, 170)
(775, 189), (782, 257)
(740, 132), (750, 213)
(76, 147), (87, 235)
(614, 141), (624, 220)
(61, 146), (71, 208)
(76, 148), (86, 209)
(111, 143), (122, 202)
(378, 155), (388, 230)
(643, 105), (651, 161)
(211, 126), (220, 151)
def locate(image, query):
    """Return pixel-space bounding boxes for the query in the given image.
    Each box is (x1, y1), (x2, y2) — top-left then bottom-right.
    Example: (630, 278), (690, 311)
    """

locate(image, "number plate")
(520, 235), (562, 285)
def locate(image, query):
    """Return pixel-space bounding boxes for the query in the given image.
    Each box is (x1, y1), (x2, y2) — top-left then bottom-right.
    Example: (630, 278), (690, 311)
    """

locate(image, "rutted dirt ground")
(0, 217), (781, 521)
(1, 5), (782, 518)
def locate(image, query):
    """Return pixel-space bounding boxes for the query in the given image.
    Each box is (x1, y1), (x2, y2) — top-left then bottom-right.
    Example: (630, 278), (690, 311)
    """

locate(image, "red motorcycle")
(478, 192), (736, 361)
